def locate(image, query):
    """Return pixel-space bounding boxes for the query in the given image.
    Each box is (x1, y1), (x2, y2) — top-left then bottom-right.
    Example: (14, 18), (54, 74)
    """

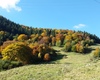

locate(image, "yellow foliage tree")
(72, 33), (78, 40)
(30, 34), (35, 39)
(41, 30), (47, 37)
(75, 43), (84, 53)
(17, 34), (28, 41)
(65, 35), (72, 41)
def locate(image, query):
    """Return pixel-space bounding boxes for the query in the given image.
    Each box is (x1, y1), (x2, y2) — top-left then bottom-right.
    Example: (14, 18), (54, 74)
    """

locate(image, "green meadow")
(0, 44), (100, 80)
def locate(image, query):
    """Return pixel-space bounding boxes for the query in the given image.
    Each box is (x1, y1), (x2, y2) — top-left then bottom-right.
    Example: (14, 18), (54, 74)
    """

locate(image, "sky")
(0, 0), (100, 37)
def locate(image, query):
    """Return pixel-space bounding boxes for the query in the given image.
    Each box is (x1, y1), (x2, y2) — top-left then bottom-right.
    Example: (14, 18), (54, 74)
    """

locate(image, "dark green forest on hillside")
(0, 15), (100, 70)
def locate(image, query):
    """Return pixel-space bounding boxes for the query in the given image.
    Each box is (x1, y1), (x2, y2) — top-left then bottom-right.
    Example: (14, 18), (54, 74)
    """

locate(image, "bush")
(0, 60), (22, 71)
(93, 48), (100, 58)
(75, 43), (85, 53)
(63, 42), (71, 52)
(44, 53), (50, 61)
(31, 43), (57, 62)
(1, 42), (33, 64)
(56, 40), (61, 47)
(79, 45), (84, 53)
(71, 45), (77, 52)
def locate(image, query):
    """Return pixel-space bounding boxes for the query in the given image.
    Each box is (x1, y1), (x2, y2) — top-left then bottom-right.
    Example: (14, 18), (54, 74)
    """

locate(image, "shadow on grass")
(53, 54), (66, 60)
(83, 48), (94, 54)
(47, 52), (71, 64)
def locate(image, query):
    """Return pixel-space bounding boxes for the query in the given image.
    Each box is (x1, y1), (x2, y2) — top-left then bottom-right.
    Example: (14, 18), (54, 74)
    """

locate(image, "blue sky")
(0, 0), (100, 37)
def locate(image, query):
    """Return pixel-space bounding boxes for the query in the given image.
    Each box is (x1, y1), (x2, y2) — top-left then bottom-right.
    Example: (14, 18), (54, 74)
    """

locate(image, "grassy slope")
(0, 45), (100, 80)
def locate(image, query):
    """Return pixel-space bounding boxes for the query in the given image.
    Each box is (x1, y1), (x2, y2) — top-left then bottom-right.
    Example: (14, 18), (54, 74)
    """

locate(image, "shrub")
(63, 42), (71, 52)
(44, 53), (50, 61)
(1, 42), (33, 64)
(56, 40), (61, 47)
(75, 43), (85, 53)
(71, 45), (76, 52)
(79, 45), (84, 53)
(31, 43), (57, 62)
(0, 60), (22, 71)
(93, 48), (100, 58)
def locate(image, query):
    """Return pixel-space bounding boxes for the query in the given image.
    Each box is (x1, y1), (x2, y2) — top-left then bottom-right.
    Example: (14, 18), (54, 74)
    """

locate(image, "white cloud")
(0, 0), (21, 12)
(73, 24), (86, 29)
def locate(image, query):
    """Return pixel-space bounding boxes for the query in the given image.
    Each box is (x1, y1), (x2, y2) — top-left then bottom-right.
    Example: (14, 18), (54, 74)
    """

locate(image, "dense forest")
(0, 15), (100, 70)
(0, 15), (100, 45)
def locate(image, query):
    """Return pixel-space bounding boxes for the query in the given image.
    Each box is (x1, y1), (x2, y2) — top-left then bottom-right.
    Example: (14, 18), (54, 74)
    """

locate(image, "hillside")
(0, 45), (100, 80)
(0, 15), (100, 63)
(0, 15), (100, 80)
(0, 15), (33, 45)
(0, 15), (100, 45)
(0, 15), (100, 70)
(0, 15), (32, 35)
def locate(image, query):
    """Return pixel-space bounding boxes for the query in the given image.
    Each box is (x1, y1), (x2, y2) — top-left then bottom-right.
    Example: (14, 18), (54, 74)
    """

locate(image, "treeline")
(0, 15), (100, 46)
(14, 30), (95, 53)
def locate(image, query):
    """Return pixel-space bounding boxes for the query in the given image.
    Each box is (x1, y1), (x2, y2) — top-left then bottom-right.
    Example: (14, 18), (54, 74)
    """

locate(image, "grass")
(0, 44), (100, 80)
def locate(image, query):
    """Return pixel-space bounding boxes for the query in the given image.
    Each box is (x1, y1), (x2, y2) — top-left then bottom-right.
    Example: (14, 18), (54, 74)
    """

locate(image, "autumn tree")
(17, 34), (28, 41)
(64, 35), (72, 42)
(56, 33), (65, 45)
(71, 45), (77, 52)
(38, 36), (50, 45)
(72, 32), (78, 40)
(75, 43), (85, 53)
(52, 37), (56, 46)
(63, 41), (71, 52)
(29, 43), (57, 62)
(56, 40), (61, 47)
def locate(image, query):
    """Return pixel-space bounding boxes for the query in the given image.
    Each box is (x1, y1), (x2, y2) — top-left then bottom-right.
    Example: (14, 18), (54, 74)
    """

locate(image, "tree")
(63, 42), (71, 52)
(56, 40), (61, 47)
(17, 34), (28, 41)
(72, 32), (78, 40)
(65, 35), (72, 42)
(71, 45), (76, 52)
(52, 37), (56, 46)
(38, 36), (50, 45)
(75, 43), (84, 53)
